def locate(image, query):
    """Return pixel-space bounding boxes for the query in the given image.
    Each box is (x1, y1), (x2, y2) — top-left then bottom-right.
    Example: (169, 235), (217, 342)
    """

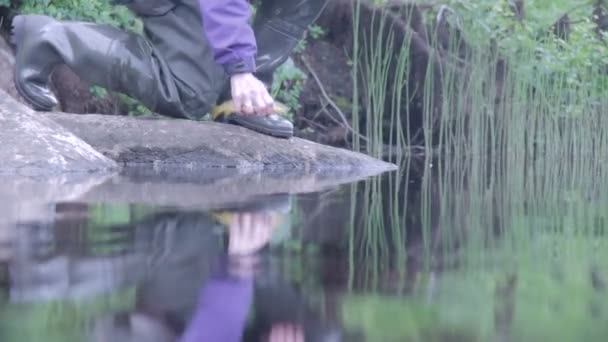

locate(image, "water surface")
(1, 158), (607, 342)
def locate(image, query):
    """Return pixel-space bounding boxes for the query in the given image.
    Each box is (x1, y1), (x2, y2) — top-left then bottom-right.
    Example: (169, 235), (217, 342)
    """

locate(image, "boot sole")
(228, 117), (293, 139)
(14, 74), (55, 111)
(11, 14), (56, 112)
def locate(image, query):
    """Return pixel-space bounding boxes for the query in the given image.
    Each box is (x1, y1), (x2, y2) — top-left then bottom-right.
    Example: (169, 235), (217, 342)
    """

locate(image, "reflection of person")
(90, 211), (281, 342)
(181, 211), (340, 342)
(0, 0), (328, 138)
(89, 201), (341, 342)
(179, 212), (293, 342)
(243, 272), (341, 342)
(0, 226), (9, 298)
(88, 210), (279, 342)
(0, 225), (12, 262)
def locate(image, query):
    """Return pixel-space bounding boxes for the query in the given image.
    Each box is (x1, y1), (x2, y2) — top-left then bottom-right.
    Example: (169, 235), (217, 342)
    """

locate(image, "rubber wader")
(4, 0), (327, 139)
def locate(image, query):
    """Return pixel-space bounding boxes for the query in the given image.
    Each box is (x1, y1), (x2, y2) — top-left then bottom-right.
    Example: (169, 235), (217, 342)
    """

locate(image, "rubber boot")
(253, 0), (329, 80)
(9, 14), (186, 115)
(212, 0), (328, 139)
(211, 99), (294, 139)
(211, 78), (294, 139)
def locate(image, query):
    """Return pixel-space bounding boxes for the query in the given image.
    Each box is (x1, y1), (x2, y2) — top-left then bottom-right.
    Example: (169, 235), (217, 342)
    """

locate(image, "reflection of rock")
(9, 250), (144, 302)
(74, 166), (389, 209)
(0, 161), (384, 233)
(8, 210), (222, 304)
(0, 173), (115, 226)
(7, 220), (145, 302)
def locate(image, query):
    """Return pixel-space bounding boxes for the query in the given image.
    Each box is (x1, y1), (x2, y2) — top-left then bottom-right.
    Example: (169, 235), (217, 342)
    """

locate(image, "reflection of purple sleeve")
(180, 274), (253, 342)
(199, 0), (257, 75)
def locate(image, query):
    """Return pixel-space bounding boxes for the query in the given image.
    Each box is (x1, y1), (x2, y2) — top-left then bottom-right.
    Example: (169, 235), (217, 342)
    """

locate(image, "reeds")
(347, 0), (608, 291)
(351, 0), (608, 165)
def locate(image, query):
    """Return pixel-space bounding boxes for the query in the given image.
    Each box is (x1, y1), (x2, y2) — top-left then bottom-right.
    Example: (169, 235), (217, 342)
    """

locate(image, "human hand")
(226, 212), (275, 278)
(268, 323), (305, 342)
(230, 73), (275, 116)
(228, 212), (274, 257)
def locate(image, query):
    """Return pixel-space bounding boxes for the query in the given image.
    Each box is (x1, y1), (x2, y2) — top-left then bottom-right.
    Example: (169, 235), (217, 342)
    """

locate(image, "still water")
(0, 158), (607, 342)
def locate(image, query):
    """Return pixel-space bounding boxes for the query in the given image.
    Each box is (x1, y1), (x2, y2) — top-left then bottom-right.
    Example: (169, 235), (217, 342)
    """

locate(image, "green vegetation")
(0, 288), (135, 342)
(1, 0), (140, 31)
(274, 24), (326, 118)
(351, 0), (608, 160)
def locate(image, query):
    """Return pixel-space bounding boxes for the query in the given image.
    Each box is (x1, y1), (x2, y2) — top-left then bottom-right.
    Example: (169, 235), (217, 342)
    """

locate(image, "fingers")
(228, 213), (274, 256)
(249, 213), (271, 250)
(244, 89), (273, 115)
(295, 326), (304, 342)
(231, 81), (244, 116)
(269, 324), (304, 342)
(228, 213), (248, 255)
(231, 73), (275, 116)
(234, 91), (259, 116)
(255, 88), (274, 115)
(242, 97), (255, 116)
(269, 324), (284, 342)
(253, 91), (269, 115)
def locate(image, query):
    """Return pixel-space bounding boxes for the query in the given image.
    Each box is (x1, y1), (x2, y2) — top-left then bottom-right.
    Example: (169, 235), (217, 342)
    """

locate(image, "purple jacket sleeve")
(199, 0), (258, 75)
(179, 275), (254, 342)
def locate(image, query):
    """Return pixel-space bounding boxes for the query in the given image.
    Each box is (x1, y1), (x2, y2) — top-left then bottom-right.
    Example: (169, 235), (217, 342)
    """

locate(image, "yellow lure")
(210, 100), (290, 120)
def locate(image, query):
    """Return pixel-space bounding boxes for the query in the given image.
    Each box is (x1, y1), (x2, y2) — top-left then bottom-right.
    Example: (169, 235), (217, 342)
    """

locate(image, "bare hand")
(268, 323), (305, 342)
(228, 213), (274, 256)
(230, 73), (274, 116)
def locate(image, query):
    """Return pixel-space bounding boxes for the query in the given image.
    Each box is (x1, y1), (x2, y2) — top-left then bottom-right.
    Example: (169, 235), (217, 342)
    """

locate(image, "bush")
(3, 0), (140, 31)
(442, 0), (608, 88)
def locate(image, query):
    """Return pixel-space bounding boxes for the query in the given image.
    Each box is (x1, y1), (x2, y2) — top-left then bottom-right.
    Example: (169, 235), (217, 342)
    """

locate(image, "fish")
(211, 100), (289, 119)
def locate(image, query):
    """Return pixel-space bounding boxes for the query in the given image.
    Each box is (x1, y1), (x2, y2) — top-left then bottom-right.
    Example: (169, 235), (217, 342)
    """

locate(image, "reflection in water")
(1, 156), (608, 341)
(0, 194), (343, 342)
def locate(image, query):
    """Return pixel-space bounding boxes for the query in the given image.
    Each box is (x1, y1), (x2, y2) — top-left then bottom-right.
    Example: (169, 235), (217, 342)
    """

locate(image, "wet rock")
(0, 90), (118, 176)
(45, 112), (397, 175)
(0, 33), (23, 103)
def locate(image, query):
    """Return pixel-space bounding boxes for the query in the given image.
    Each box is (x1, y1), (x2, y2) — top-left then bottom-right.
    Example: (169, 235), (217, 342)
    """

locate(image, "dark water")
(1, 159), (607, 342)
